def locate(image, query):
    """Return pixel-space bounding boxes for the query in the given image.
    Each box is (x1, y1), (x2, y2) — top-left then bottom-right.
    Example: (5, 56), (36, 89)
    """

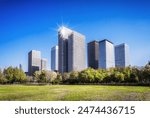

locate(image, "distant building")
(58, 26), (86, 73)
(87, 40), (99, 69)
(41, 58), (47, 70)
(115, 43), (130, 67)
(19, 64), (22, 70)
(51, 45), (59, 71)
(28, 50), (47, 75)
(99, 39), (115, 69)
(28, 50), (41, 75)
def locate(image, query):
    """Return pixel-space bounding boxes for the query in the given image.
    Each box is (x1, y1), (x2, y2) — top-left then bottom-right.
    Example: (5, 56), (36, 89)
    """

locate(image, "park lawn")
(0, 85), (150, 101)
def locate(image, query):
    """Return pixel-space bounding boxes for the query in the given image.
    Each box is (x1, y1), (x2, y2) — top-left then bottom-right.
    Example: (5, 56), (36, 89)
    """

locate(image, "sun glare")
(58, 26), (67, 38)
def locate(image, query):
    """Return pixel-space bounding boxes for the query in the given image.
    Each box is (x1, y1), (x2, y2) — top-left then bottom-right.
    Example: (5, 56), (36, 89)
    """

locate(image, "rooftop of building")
(58, 26), (85, 38)
(28, 50), (41, 54)
(88, 40), (99, 44)
(99, 39), (113, 44)
(115, 43), (128, 47)
(51, 45), (59, 50)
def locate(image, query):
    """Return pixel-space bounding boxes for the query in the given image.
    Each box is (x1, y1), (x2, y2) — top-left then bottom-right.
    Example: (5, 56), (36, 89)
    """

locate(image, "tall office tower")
(28, 50), (41, 75)
(19, 64), (22, 70)
(58, 26), (86, 73)
(87, 40), (99, 69)
(115, 43), (130, 67)
(51, 45), (59, 71)
(41, 58), (47, 70)
(99, 39), (115, 69)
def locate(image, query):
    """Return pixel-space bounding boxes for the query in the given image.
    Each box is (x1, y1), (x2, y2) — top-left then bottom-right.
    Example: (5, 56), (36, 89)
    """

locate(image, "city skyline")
(28, 31), (129, 73)
(0, 0), (150, 71)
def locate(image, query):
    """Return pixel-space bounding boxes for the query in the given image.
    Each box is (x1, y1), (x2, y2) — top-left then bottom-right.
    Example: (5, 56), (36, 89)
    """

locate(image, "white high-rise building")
(58, 26), (86, 73)
(99, 39), (115, 69)
(115, 43), (130, 67)
(51, 45), (59, 71)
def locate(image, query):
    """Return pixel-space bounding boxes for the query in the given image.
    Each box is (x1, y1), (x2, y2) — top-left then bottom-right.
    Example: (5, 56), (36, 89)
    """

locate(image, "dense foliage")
(0, 62), (150, 85)
(33, 70), (58, 83)
(1, 67), (27, 84)
(61, 62), (150, 85)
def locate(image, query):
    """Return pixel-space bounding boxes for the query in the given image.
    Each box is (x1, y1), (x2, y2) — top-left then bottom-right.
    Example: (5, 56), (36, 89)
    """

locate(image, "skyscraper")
(19, 64), (22, 70)
(51, 45), (59, 71)
(99, 39), (115, 69)
(41, 58), (47, 70)
(58, 26), (86, 73)
(87, 40), (99, 69)
(28, 50), (41, 75)
(115, 43), (130, 67)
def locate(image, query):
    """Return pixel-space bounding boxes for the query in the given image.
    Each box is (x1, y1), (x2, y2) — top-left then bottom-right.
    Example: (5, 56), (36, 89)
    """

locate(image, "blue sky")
(0, 0), (150, 71)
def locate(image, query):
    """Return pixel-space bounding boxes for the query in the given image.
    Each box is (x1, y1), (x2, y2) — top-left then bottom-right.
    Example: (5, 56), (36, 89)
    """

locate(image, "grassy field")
(0, 85), (150, 101)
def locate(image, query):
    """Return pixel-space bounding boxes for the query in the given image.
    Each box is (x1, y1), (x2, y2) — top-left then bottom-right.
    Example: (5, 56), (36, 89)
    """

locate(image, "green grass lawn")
(0, 85), (150, 101)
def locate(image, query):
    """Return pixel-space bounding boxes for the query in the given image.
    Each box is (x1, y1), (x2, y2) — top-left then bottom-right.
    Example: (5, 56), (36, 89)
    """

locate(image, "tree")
(130, 67), (139, 83)
(94, 69), (105, 83)
(78, 70), (88, 83)
(34, 71), (41, 83)
(34, 70), (47, 83)
(62, 72), (70, 81)
(112, 72), (124, 82)
(52, 73), (62, 84)
(26, 76), (34, 83)
(123, 67), (131, 83)
(34, 70), (58, 83)
(3, 67), (14, 83)
(141, 62), (150, 83)
(13, 67), (27, 83)
(3, 67), (27, 83)
(66, 71), (79, 84)
(45, 71), (57, 82)
(78, 68), (95, 83)
(0, 69), (7, 84)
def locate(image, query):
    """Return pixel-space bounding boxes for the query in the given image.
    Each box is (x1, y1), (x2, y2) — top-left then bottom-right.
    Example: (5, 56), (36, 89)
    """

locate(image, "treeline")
(61, 62), (150, 85)
(0, 66), (60, 84)
(0, 62), (150, 85)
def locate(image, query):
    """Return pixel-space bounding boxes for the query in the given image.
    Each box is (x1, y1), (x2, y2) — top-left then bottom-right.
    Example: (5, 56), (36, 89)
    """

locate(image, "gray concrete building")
(58, 26), (86, 73)
(99, 39), (115, 69)
(87, 40), (99, 69)
(28, 50), (41, 75)
(41, 58), (47, 70)
(115, 43), (130, 67)
(51, 45), (59, 71)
